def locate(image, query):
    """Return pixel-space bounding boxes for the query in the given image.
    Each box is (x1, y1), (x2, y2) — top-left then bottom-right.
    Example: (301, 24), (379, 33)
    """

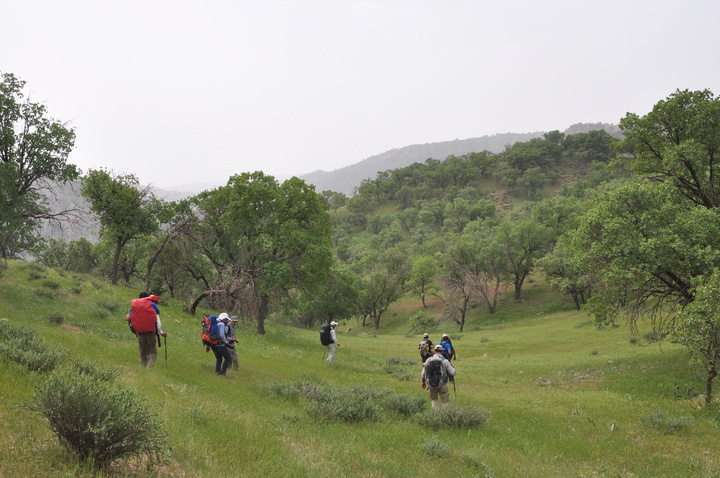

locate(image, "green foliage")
(95, 298), (122, 313)
(381, 392), (425, 417)
(407, 311), (438, 334)
(41, 279), (60, 290)
(305, 385), (385, 423)
(24, 367), (167, 470)
(0, 72), (78, 260)
(416, 405), (491, 429)
(422, 435), (449, 456)
(0, 321), (69, 372)
(48, 312), (65, 325)
(640, 409), (694, 433)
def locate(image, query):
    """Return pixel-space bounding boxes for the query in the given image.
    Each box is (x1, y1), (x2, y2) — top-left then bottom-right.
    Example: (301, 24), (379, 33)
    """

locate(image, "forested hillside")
(300, 123), (621, 195)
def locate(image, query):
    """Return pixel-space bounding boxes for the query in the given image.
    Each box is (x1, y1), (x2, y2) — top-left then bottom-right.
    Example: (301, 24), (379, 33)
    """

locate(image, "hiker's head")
(423, 333), (429, 338)
(330, 321), (338, 328)
(434, 344), (444, 354)
(230, 316), (238, 323)
(218, 313), (230, 322)
(442, 334), (449, 341)
(148, 295), (160, 303)
(139, 292), (149, 298)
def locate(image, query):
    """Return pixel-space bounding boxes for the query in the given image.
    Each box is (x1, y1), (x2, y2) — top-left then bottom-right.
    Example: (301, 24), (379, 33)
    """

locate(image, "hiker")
(210, 313), (233, 375)
(421, 344), (456, 408)
(227, 316), (239, 370)
(439, 334), (456, 361)
(418, 333), (433, 363)
(325, 321), (340, 362)
(126, 293), (167, 368)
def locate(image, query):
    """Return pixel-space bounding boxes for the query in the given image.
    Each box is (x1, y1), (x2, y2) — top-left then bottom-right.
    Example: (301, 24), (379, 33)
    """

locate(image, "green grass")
(1, 259), (719, 477)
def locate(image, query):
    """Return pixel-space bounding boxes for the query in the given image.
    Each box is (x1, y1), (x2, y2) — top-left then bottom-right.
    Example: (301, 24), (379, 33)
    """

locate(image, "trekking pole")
(450, 376), (457, 404)
(164, 335), (168, 367)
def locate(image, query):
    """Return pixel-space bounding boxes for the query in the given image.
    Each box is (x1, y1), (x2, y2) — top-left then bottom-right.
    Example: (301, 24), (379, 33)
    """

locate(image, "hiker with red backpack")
(421, 344), (456, 408)
(126, 292), (167, 368)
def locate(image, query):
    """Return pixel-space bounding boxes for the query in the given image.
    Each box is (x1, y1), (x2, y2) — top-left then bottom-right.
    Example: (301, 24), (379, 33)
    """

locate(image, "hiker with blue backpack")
(439, 334), (456, 361)
(421, 344), (456, 408)
(206, 313), (233, 375)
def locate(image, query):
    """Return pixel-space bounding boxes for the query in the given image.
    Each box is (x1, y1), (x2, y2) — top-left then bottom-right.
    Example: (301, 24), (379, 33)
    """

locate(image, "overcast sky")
(4, 0), (719, 190)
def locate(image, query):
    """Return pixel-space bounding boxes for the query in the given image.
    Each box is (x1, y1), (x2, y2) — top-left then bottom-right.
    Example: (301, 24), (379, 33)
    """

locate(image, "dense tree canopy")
(0, 72), (78, 259)
(190, 172), (333, 334)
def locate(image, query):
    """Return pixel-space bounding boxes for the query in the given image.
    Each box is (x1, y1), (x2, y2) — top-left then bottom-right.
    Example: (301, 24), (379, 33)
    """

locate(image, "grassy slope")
(1, 260), (719, 477)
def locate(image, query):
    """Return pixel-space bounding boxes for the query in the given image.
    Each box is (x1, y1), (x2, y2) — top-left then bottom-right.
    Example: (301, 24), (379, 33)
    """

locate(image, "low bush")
(423, 436), (448, 456)
(96, 298), (122, 313)
(265, 381), (319, 402)
(24, 368), (167, 470)
(70, 359), (121, 382)
(385, 365), (413, 381)
(381, 393), (425, 417)
(49, 312), (65, 325)
(35, 288), (59, 300)
(385, 356), (417, 366)
(640, 409), (694, 433)
(41, 279), (60, 290)
(305, 385), (391, 423)
(0, 322), (69, 372)
(416, 405), (491, 429)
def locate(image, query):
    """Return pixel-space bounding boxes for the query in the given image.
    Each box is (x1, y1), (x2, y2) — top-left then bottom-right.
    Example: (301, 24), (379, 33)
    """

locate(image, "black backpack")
(425, 358), (443, 388)
(320, 324), (332, 346)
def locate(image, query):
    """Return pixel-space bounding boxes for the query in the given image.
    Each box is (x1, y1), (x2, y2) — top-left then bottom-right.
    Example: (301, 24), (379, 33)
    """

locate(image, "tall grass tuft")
(305, 385), (391, 423)
(24, 368), (167, 470)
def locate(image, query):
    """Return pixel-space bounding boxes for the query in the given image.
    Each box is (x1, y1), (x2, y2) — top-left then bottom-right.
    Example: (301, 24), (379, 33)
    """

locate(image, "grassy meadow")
(1, 260), (719, 477)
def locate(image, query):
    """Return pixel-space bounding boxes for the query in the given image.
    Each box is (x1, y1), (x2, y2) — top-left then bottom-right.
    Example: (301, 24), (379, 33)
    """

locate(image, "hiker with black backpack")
(320, 321), (340, 362)
(418, 333), (433, 363)
(126, 292), (167, 368)
(421, 344), (456, 409)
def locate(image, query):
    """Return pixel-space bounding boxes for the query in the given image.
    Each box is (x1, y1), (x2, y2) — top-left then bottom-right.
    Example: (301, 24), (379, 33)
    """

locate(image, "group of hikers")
(126, 292), (456, 407)
(418, 333), (457, 408)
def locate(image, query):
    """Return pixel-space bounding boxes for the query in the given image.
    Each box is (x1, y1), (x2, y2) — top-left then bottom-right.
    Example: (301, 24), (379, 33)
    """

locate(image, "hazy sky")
(4, 0), (719, 190)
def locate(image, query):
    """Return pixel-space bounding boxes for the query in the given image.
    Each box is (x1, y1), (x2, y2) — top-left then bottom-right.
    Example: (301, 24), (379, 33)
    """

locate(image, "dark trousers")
(211, 344), (231, 375)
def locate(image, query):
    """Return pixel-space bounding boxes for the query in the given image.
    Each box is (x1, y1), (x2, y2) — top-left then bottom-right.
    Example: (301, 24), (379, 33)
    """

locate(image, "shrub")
(70, 359), (121, 382)
(96, 298), (122, 313)
(70, 286), (82, 295)
(381, 393), (425, 417)
(385, 365), (413, 381)
(643, 331), (666, 343)
(41, 279), (60, 290)
(35, 288), (59, 300)
(49, 312), (65, 325)
(423, 436), (448, 456)
(265, 381), (319, 402)
(0, 322), (68, 372)
(304, 385), (389, 423)
(640, 410), (694, 433)
(385, 356), (417, 366)
(25, 369), (167, 470)
(416, 405), (491, 429)
(408, 312), (439, 334)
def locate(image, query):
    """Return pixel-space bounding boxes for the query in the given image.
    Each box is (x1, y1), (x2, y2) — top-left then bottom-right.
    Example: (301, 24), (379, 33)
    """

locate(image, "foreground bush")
(25, 368), (167, 470)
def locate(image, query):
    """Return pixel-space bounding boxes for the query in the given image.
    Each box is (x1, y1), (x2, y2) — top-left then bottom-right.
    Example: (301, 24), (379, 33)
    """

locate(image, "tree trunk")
(705, 365), (717, 404)
(256, 294), (270, 335)
(110, 239), (122, 285)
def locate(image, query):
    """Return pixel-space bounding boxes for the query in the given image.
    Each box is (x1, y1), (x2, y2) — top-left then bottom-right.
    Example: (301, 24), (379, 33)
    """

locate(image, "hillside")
(300, 123), (621, 195)
(1, 260), (718, 477)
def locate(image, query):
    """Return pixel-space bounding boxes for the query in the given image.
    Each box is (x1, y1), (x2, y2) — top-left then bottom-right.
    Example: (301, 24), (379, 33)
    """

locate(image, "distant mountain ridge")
(299, 124), (618, 195)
